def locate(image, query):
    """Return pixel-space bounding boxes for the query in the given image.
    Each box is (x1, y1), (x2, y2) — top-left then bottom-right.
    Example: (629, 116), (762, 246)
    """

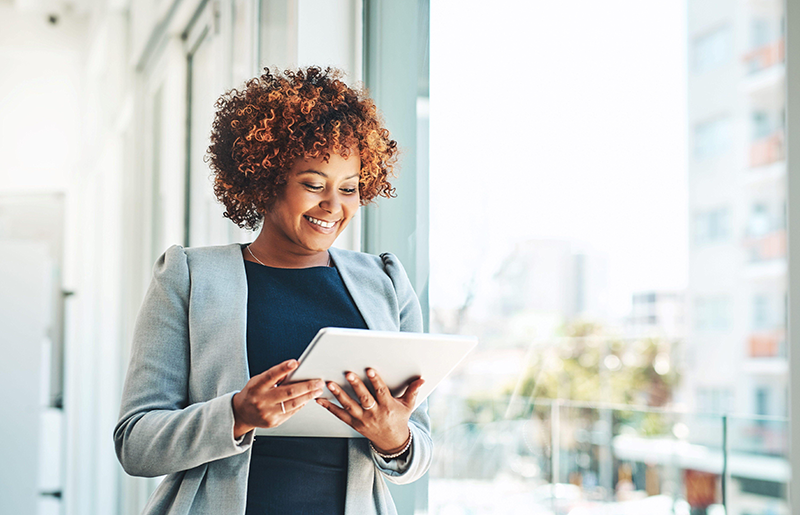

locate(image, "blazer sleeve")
(370, 252), (433, 485)
(113, 245), (253, 478)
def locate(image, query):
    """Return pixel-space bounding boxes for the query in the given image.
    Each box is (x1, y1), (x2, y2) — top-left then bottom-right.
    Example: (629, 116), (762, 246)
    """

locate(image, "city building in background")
(625, 291), (686, 339)
(684, 0), (788, 510)
(427, 0), (790, 514)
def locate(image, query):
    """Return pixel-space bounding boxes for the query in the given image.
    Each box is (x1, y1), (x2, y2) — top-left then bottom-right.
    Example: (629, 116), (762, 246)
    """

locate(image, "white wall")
(0, 4), (85, 194)
(0, 240), (51, 514)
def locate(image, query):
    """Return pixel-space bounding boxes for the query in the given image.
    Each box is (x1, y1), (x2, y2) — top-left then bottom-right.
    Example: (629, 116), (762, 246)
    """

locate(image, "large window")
(427, 1), (788, 514)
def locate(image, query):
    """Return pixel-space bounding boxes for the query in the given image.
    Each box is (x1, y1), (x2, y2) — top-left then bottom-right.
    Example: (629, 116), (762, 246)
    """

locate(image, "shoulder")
(328, 248), (410, 284)
(182, 243), (244, 264)
(152, 243), (246, 289)
(328, 247), (383, 269)
(152, 244), (189, 283)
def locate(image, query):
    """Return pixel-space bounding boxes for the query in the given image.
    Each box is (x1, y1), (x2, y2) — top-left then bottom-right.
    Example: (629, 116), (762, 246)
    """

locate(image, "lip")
(304, 215), (340, 233)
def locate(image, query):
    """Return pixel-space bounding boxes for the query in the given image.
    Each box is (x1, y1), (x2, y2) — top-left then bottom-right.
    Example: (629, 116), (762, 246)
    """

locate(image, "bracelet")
(370, 428), (413, 460)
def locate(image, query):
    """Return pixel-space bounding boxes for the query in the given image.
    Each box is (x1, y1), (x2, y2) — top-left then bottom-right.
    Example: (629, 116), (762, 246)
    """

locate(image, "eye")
(303, 183), (323, 191)
(340, 187), (358, 194)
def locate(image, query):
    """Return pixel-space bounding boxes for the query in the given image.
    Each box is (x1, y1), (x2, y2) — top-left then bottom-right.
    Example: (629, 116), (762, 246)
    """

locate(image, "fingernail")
(347, 373), (356, 382)
(288, 360), (298, 369)
(313, 389), (323, 397)
(328, 383), (337, 391)
(367, 369), (376, 378)
(316, 380), (326, 389)
(316, 399), (325, 406)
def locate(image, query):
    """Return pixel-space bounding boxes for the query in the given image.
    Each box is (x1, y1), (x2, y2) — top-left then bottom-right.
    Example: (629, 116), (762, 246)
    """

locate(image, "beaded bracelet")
(370, 428), (413, 460)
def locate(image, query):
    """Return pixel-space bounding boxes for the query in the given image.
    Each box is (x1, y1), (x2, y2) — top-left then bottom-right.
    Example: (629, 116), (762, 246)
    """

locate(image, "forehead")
(289, 152), (361, 178)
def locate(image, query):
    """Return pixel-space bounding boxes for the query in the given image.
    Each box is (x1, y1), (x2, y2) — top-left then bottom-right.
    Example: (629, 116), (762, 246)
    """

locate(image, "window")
(752, 295), (771, 330)
(751, 111), (774, 140)
(693, 25), (732, 73)
(426, 1), (789, 513)
(748, 203), (771, 237)
(751, 18), (772, 49)
(694, 208), (730, 244)
(694, 296), (731, 331)
(694, 117), (732, 159)
(755, 387), (770, 416)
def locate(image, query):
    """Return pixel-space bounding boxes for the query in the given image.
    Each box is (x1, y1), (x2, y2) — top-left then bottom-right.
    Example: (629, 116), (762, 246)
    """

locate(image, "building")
(684, 0), (788, 511)
(627, 290), (686, 339)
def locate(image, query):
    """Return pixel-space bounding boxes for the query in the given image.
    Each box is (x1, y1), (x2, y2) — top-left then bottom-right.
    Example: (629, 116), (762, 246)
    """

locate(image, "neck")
(245, 233), (330, 268)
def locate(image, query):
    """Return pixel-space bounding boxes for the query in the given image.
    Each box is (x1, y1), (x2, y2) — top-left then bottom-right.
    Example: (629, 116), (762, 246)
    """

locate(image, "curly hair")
(206, 66), (398, 230)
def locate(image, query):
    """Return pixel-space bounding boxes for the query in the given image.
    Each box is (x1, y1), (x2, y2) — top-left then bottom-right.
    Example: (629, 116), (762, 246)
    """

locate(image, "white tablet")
(254, 327), (477, 438)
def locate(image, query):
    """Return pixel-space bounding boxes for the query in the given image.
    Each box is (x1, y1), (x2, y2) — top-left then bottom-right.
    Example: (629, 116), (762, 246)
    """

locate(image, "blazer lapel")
(329, 247), (397, 332)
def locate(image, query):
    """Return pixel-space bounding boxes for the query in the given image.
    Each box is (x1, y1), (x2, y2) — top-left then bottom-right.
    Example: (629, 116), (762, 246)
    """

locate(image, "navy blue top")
(244, 259), (368, 515)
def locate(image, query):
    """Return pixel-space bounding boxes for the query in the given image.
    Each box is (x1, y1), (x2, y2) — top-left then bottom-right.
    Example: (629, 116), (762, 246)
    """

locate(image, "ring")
(280, 401), (286, 414)
(362, 401), (376, 410)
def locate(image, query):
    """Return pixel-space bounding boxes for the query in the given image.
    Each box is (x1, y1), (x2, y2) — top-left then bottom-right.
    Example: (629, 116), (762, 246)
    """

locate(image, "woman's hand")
(316, 368), (425, 454)
(232, 359), (324, 438)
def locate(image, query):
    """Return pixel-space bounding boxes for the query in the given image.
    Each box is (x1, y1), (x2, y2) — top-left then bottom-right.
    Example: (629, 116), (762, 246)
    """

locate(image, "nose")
(319, 191), (342, 215)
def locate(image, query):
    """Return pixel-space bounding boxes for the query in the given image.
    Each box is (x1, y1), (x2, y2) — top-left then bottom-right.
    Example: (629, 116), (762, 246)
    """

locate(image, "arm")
(113, 245), (253, 478)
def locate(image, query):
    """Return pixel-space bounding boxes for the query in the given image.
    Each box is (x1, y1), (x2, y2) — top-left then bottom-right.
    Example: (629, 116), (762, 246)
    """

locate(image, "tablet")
(254, 327), (477, 437)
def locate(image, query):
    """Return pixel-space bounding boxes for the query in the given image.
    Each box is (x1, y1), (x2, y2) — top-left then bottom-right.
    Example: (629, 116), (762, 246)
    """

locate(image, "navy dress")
(244, 260), (368, 515)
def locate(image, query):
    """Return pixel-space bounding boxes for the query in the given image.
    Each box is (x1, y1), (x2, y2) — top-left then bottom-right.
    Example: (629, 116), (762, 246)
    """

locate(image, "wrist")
(371, 428), (412, 459)
(231, 393), (254, 439)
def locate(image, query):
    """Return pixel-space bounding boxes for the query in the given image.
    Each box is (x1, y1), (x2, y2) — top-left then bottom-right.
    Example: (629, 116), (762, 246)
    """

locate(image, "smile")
(304, 215), (337, 228)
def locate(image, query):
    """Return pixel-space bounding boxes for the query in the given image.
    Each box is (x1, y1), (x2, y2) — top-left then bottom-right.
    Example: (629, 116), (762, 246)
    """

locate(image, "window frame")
(784, 1), (799, 513)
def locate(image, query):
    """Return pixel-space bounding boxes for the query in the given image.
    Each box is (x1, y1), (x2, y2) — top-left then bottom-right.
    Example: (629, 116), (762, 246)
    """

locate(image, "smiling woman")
(251, 153), (363, 267)
(207, 66), (397, 233)
(113, 66), (432, 515)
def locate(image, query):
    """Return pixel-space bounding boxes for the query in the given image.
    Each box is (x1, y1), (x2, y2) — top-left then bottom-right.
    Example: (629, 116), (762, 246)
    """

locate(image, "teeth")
(305, 216), (336, 228)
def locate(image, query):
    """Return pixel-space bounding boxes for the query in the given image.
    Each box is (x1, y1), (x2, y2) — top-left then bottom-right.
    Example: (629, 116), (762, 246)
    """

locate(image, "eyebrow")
(296, 170), (360, 180)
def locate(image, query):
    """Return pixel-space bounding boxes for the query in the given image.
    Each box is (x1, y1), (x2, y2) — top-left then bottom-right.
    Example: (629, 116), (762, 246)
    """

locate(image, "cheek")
(344, 198), (360, 217)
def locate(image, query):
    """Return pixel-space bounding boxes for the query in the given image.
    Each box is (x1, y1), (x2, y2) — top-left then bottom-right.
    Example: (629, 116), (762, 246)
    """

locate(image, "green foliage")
(504, 319), (682, 408)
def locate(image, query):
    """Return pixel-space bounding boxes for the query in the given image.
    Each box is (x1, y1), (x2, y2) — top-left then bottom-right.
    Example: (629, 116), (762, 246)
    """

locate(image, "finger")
(345, 371), (377, 409)
(365, 368), (393, 405)
(327, 381), (361, 414)
(276, 397), (309, 420)
(281, 387), (324, 411)
(399, 377), (425, 408)
(254, 359), (298, 391)
(274, 379), (325, 403)
(315, 398), (355, 427)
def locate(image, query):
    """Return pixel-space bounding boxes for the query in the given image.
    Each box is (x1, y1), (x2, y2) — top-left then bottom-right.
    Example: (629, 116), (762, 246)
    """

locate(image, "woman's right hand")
(231, 359), (324, 438)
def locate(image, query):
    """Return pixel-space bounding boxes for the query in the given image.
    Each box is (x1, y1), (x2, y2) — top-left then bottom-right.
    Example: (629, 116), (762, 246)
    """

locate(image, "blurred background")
(0, 0), (794, 514)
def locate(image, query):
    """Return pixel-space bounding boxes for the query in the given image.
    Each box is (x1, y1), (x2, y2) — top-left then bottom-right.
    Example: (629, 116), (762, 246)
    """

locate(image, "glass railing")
(428, 396), (789, 515)
(747, 329), (787, 359)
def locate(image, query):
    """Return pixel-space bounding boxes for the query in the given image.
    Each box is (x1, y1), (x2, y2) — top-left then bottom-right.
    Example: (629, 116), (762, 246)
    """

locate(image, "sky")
(429, 0), (689, 320)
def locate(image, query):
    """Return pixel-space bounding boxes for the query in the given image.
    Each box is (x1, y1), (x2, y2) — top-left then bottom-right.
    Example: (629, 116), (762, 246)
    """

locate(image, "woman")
(114, 67), (431, 515)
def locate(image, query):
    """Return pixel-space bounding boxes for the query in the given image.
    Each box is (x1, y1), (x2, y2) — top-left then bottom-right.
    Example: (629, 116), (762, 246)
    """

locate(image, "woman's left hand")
(316, 368), (424, 454)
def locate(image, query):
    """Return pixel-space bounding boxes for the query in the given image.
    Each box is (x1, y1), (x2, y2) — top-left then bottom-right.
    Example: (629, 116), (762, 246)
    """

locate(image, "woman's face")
(263, 152), (361, 254)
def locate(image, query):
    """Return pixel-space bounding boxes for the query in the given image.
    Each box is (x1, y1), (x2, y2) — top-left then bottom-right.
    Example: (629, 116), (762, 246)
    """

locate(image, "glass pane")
(231, 0), (257, 85)
(187, 22), (239, 247)
(259, 0), (298, 70)
(428, 0), (787, 513)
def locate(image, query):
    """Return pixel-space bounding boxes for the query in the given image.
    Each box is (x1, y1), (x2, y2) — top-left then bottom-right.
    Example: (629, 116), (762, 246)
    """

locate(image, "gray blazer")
(114, 243), (432, 515)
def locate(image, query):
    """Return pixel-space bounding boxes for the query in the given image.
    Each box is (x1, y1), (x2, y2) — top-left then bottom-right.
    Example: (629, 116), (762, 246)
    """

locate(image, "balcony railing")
(749, 131), (784, 168)
(743, 38), (785, 74)
(743, 229), (786, 262)
(748, 328), (786, 358)
(430, 396), (789, 515)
